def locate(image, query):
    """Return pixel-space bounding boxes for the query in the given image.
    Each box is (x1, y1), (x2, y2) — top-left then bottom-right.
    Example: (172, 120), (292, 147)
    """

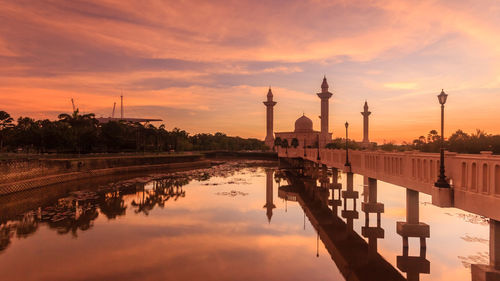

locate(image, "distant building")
(275, 114), (330, 148)
(96, 95), (162, 124)
(96, 117), (162, 124)
(270, 77), (333, 149)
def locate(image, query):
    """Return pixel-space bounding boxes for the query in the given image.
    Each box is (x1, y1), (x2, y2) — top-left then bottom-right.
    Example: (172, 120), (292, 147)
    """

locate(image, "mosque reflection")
(272, 165), (430, 281)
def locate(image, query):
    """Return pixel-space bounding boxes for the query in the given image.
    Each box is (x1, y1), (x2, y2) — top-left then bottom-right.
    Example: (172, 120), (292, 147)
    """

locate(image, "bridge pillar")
(397, 247), (430, 281)
(319, 164), (329, 189)
(397, 189), (430, 281)
(341, 172), (359, 232)
(361, 177), (384, 254)
(471, 219), (500, 281)
(329, 168), (342, 215)
(397, 189), (430, 249)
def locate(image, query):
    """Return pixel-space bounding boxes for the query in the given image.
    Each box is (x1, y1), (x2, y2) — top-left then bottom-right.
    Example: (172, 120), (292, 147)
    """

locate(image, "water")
(0, 161), (490, 280)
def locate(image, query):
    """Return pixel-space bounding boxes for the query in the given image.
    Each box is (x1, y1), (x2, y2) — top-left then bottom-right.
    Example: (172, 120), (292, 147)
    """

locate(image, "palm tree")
(0, 111), (14, 150)
(282, 139), (289, 156)
(291, 138), (299, 149)
(58, 109), (97, 153)
(274, 137), (282, 151)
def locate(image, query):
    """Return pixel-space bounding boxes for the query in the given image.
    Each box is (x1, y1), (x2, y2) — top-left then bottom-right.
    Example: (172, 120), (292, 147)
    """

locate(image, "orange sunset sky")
(1, 0), (499, 143)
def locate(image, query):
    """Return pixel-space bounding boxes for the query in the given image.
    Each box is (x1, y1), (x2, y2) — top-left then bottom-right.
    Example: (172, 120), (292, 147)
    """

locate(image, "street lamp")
(317, 134), (321, 161)
(435, 89), (450, 188)
(304, 138), (307, 157)
(345, 121), (351, 167)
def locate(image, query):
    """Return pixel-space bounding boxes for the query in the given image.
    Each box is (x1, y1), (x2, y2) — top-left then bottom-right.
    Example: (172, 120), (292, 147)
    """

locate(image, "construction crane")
(111, 102), (116, 118)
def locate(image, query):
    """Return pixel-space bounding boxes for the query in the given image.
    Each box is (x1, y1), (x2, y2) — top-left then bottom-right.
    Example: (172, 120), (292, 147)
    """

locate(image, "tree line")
(0, 110), (265, 154)
(272, 129), (500, 154)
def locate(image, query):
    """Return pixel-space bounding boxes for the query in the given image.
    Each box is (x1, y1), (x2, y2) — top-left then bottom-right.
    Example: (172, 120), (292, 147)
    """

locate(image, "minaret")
(317, 76), (333, 147)
(263, 169), (276, 223)
(263, 88), (277, 150)
(361, 101), (371, 148)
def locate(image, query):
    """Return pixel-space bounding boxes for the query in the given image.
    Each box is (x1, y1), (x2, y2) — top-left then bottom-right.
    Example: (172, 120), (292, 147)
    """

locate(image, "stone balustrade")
(278, 147), (500, 221)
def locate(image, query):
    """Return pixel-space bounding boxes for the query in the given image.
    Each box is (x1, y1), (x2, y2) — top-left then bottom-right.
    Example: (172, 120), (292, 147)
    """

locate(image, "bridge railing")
(278, 147), (500, 220)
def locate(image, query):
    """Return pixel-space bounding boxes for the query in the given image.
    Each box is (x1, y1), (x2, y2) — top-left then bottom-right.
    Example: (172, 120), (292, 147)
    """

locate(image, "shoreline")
(0, 151), (277, 196)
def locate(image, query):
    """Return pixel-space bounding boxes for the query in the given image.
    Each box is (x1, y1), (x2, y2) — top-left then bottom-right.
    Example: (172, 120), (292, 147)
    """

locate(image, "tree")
(281, 139), (289, 155)
(0, 111), (14, 150)
(291, 138), (299, 148)
(58, 109), (98, 153)
(274, 137), (282, 149)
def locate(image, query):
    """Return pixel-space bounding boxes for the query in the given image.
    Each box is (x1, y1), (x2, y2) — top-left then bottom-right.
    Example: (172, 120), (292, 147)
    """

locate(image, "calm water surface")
(0, 161), (489, 280)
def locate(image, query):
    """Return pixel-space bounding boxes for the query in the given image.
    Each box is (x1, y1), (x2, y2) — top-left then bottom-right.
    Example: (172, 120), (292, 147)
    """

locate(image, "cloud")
(1, 0), (500, 142)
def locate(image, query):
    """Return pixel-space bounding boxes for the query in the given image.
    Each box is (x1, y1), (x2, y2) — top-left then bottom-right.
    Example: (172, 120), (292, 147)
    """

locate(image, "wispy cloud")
(0, 0), (500, 141)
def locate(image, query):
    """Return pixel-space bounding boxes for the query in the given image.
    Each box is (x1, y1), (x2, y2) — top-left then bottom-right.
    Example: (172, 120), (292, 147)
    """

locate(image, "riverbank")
(0, 151), (277, 196)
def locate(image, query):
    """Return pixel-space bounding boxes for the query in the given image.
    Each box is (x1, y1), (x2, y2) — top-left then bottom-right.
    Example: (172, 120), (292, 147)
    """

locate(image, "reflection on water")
(0, 161), (493, 280)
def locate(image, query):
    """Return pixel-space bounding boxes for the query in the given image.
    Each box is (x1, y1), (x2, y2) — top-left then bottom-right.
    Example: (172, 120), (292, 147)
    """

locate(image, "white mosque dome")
(294, 115), (313, 133)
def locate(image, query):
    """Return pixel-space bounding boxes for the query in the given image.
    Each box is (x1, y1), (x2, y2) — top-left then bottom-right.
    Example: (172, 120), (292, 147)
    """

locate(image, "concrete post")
(362, 177), (384, 254)
(342, 172), (359, 232)
(471, 220), (500, 280)
(407, 189), (419, 225)
(491, 220), (500, 270)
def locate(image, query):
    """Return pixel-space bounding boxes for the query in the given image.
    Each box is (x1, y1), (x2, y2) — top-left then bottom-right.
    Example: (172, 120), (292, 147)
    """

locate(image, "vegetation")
(325, 138), (361, 150)
(275, 129), (500, 155)
(0, 110), (265, 154)
(375, 129), (500, 154)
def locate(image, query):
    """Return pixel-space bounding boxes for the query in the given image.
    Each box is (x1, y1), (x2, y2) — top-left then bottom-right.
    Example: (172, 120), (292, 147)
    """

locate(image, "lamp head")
(438, 89), (448, 105)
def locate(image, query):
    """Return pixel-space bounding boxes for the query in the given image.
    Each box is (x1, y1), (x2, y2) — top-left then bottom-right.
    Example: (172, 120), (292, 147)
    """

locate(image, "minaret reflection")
(361, 177), (384, 254)
(341, 172), (359, 232)
(264, 168), (276, 223)
(396, 189), (430, 281)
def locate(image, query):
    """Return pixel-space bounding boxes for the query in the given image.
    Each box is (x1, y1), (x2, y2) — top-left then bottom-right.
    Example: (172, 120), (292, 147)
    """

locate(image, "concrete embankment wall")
(203, 151), (278, 160)
(0, 154), (209, 195)
(0, 151), (278, 196)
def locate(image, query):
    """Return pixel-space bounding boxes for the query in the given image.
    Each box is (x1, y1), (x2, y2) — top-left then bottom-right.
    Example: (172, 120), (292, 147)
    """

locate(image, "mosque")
(263, 76), (372, 150)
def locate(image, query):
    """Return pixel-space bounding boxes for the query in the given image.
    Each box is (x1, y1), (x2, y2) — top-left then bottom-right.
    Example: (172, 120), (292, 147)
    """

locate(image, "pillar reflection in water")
(278, 167), (406, 281)
(361, 176), (384, 254)
(329, 168), (342, 216)
(471, 219), (500, 281)
(396, 189), (430, 281)
(341, 172), (359, 232)
(264, 168), (276, 223)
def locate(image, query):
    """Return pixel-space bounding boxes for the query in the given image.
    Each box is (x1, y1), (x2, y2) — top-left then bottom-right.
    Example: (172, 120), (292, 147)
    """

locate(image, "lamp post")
(317, 134), (321, 161)
(304, 138), (307, 157)
(345, 122), (351, 167)
(435, 89), (450, 188)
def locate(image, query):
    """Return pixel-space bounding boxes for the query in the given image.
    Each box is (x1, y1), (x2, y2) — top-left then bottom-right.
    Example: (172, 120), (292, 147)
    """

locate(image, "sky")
(0, 0), (499, 143)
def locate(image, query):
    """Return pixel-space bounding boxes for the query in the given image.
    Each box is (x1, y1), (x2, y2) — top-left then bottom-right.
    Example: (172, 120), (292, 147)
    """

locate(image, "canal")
(0, 160), (490, 280)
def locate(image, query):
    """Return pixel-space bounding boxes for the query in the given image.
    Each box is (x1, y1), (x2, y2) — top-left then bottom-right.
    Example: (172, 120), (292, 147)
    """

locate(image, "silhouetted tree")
(0, 111), (14, 151)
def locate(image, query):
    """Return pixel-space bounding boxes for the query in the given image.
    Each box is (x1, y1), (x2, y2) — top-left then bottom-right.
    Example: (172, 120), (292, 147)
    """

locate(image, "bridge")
(277, 171), (406, 281)
(278, 147), (500, 221)
(276, 148), (500, 281)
